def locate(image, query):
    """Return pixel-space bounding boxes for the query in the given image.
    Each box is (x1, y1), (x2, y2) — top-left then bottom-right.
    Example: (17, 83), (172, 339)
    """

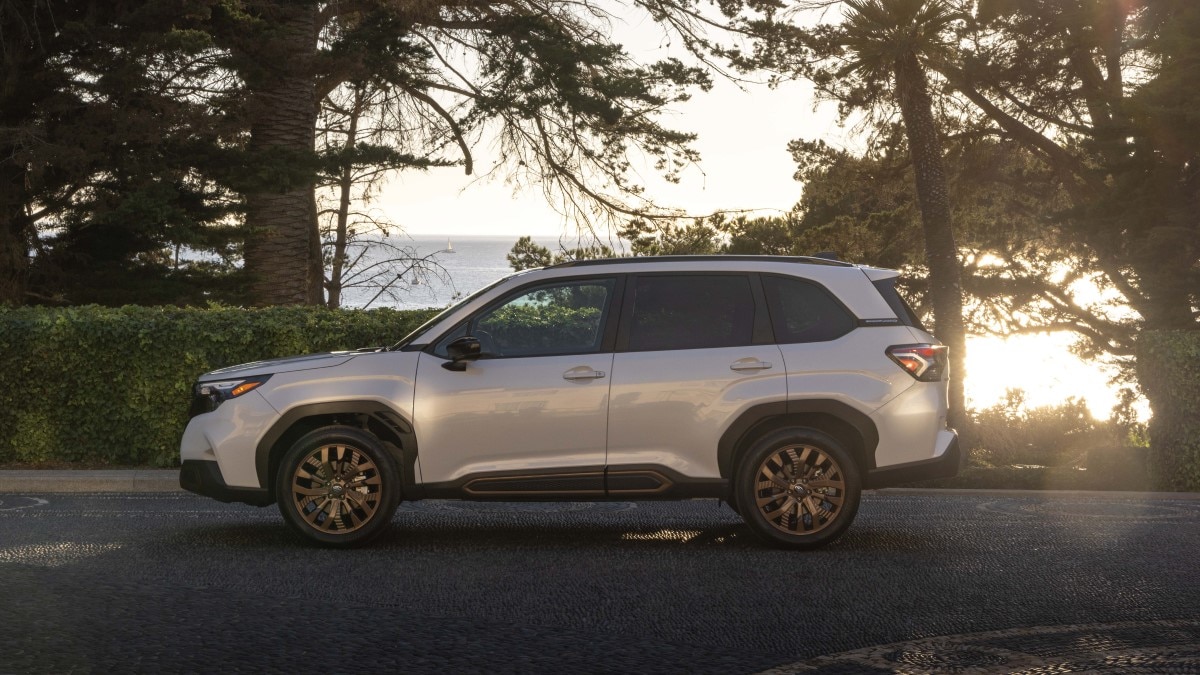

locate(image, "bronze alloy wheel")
(753, 444), (847, 536)
(290, 443), (383, 534)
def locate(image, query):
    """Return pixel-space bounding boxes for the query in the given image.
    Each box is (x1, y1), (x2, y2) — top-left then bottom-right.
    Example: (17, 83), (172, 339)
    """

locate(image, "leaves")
(0, 305), (437, 466)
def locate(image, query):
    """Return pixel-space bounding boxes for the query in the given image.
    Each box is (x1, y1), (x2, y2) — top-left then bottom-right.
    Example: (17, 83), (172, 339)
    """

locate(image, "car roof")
(547, 254), (857, 269)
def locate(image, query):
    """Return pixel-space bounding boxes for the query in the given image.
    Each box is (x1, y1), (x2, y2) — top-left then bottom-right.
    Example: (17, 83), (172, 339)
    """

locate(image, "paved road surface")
(0, 491), (1197, 673)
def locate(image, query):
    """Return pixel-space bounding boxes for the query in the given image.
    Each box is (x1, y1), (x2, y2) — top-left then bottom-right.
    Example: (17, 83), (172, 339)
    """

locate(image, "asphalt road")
(0, 491), (1197, 674)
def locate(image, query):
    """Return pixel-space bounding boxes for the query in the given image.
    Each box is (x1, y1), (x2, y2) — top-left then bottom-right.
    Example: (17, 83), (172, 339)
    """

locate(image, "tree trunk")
(242, 4), (320, 307)
(893, 53), (968, 430)
(0, 165), (30, 305)
(326, 88), (364, 309)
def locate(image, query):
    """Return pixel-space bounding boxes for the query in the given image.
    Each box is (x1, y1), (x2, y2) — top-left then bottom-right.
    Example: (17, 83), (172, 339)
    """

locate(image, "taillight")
(886, 344), (948, 382)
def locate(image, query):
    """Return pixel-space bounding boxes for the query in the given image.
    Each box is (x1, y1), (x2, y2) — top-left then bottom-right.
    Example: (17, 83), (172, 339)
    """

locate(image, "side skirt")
(420, 464), (728, 501)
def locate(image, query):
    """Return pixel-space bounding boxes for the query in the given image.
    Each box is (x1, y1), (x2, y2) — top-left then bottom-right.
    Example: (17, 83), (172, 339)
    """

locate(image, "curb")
(0, 470), (1198, 499)
(0, 470), (180, 493)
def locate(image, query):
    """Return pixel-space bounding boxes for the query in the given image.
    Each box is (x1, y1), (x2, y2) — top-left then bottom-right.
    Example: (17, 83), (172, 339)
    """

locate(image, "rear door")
(605, 273), (786, 481)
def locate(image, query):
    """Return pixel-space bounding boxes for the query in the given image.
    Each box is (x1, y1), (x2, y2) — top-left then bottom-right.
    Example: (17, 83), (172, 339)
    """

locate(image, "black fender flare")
(716, 400), (880, 480)
(255, 401), (420, 496)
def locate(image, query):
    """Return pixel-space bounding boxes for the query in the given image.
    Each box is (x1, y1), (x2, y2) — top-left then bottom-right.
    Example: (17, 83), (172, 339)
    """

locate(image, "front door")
(413, 276), (619, 493)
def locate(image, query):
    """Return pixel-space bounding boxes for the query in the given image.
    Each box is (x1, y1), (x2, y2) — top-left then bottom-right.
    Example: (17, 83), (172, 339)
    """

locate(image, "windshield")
(390, 274), (514, 350)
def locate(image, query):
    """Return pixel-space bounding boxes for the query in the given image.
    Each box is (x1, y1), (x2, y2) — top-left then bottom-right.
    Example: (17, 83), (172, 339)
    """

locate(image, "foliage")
(2, 0), (757, 307)
(938, 0), (1200, 345)
(505, 236), (614, 271)
(619, 218), (722, 256)
(915, 393), (1158, 490)
(0, 305), (437, 467)
(317, 82), (454, 308)
(1, 1), (246, 306)
(1137, 330), (1200, 491)
(480, 304), (604, 354)
(969, 390), (1114, 469)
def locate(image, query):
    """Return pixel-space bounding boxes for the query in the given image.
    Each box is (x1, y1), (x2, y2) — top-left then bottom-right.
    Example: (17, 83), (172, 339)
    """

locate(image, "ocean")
(338, 234), (589, 310)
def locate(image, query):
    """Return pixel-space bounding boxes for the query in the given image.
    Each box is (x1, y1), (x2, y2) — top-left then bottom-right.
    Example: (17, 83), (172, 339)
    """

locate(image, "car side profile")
(179, 255), (959, 549)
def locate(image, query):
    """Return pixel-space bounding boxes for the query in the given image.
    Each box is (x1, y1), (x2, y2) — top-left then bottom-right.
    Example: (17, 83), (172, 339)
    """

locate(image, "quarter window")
(762, 275), (856, 343)
(627, 275), (754, 351)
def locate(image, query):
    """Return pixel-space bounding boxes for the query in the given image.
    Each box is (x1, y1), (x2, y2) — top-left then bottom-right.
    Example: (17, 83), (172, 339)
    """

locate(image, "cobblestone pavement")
(0, 492), (1197, 674)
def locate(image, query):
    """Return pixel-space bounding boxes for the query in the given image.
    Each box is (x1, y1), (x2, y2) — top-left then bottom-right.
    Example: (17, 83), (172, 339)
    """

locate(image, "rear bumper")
(180, 460), (273, 506)
(864, 429), (960, 489)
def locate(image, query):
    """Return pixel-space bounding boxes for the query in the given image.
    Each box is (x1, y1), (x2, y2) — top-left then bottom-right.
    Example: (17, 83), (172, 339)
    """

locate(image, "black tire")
(734, 427), (861, 550)
(275, 425), (402, 548)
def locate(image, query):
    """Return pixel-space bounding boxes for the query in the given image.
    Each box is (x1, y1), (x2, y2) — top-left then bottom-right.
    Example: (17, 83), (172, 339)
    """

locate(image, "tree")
(936, 0), (1199, 481)
(506, 236), (614, 271)
(619, 218), (723, 256)
(930, 0), (1198, 341)
(316, 81), (452, 307)
(776, 0), (968, 425)
(207, 0), (723, 306)
(1, 1), (246, 306)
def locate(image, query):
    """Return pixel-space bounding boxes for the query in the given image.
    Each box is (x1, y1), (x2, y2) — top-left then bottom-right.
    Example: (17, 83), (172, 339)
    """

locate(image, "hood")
(198, 351), (368, 381)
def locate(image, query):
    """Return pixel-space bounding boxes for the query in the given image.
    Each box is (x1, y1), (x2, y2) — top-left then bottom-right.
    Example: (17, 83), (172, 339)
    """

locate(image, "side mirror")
(442, 335), (483, 371)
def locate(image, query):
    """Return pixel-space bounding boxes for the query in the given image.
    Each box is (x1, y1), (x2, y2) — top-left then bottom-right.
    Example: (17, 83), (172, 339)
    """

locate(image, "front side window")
(460, 278), (616, 357)
(762, 275), (856, 343)
(627, 275), (754, 351)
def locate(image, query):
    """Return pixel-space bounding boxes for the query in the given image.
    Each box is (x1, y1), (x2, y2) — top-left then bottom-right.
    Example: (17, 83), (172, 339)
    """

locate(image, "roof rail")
(546, 254), (856, 269)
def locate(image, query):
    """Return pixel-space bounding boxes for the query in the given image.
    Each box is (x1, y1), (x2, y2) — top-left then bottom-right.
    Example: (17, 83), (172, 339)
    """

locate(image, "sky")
(367, 8), (1136, 420)
(377, 6), (849, 239)
(380, 75), (838, 238)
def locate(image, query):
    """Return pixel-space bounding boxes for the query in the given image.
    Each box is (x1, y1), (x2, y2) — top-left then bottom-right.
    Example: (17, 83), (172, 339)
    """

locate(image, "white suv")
(180, 256), (959, 548)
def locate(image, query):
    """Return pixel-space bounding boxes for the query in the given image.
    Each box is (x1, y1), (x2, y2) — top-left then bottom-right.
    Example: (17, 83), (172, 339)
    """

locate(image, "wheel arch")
(717, 400), (880, 484)
(256, 401), (420, 499)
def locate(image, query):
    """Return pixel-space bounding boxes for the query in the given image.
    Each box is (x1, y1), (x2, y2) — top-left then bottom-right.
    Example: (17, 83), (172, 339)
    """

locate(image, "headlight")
(189, 375), (271, 418)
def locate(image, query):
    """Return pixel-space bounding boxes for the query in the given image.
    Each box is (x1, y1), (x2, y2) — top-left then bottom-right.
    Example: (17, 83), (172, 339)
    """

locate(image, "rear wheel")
(735, 428), (861, 550)
(275, 425), (401, 547)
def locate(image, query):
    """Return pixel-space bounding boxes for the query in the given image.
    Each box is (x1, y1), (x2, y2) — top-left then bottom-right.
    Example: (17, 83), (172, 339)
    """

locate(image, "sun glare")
(965, 333), (1135, 419)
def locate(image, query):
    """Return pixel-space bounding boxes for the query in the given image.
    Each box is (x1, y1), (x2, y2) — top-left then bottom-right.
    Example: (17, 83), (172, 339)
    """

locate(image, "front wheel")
(275, 425), (401, 547)
(734, 428), (861, 550)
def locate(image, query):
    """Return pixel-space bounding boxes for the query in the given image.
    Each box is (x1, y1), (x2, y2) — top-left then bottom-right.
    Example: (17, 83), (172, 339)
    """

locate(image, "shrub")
(0, 305), (438, 467)
(968, 390), (1116, 469)
(1138, 330), (1200, 491)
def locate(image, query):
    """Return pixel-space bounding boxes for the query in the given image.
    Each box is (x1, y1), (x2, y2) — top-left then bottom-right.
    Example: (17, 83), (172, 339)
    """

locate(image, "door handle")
(563, 367), (606, 381)
(730, 359), (773, 372)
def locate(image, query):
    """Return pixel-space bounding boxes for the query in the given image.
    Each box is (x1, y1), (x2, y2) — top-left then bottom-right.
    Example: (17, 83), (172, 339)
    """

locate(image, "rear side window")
(762, 275), (857, 343)
(627, 275), (754, 351)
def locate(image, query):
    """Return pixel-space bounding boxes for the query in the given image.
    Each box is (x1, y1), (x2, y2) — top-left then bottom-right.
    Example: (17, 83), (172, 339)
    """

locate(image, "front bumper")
(180, 460), (273, 506)
(864, 429), (961, 489)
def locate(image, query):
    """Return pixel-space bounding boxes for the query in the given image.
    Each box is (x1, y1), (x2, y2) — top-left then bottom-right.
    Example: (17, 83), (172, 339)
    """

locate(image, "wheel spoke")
(325, 499), (341, 529)
(771, 496), (797, 522)
(343, 488), (369, 508)
(756, 492), (788, 509)
(293, 485), (327, 497)
(758, 470), (790, 492)
(815, 493), (844, 506)
(303, 497), (330, 527)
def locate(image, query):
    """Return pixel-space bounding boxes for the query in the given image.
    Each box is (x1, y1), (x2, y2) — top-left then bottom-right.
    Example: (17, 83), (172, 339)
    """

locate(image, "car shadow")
(169, 515), (942, 554)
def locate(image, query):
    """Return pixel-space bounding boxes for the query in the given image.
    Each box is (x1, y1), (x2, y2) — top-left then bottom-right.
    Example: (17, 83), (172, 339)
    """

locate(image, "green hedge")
(0, 305), (438, 467)
(1138, 329), (1200, 491)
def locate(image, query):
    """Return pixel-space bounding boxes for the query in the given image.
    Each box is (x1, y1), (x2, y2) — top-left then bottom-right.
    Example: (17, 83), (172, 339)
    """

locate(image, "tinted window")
(763, 275), (856, 343)
(467, 278), (615, 357)
(627, 275), (754, 351)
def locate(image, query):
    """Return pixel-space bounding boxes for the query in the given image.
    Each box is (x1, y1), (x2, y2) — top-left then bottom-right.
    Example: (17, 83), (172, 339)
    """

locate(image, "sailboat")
(445, 238), (456, 253)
